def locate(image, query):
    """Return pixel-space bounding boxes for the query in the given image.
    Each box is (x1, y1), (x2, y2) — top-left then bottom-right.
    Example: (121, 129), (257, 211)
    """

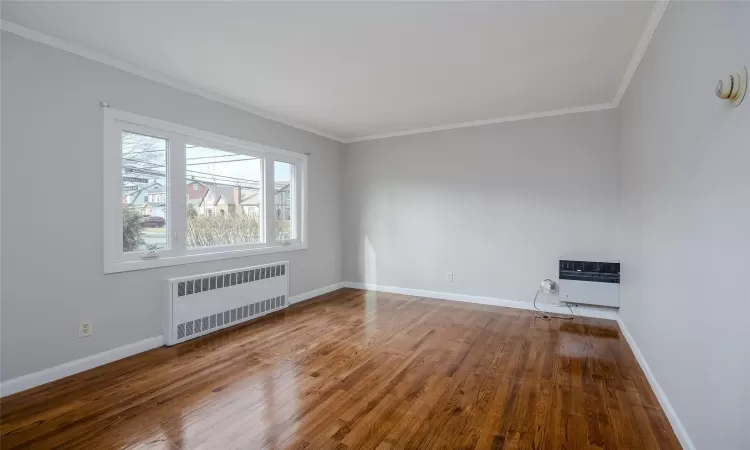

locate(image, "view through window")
(186, 145), (262, 248)
(107, 109), (307, 272)
(274, 161), (296, 241)
(121, 131), (168, 253)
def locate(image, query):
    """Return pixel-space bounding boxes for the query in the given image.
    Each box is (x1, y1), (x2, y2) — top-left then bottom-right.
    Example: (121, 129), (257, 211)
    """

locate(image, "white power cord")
(532, 279), (574, 321)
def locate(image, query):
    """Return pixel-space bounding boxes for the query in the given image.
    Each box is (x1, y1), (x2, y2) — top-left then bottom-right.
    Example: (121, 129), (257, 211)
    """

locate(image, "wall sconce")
(715, 66), (747, 107)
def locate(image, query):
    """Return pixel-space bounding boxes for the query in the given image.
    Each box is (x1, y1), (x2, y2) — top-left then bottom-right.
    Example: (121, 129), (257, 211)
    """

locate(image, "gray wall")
(3, 8), (749, 448)
(344, 110), (620, 302)
(0, 33), (345, 381)
(618, 2), (749, 449)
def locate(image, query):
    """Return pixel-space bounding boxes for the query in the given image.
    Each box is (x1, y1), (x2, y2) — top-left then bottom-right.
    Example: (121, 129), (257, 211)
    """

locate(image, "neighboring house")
(140, 203), (167, 219)
(123, 180), (290, 219)
(123, 182), (167, 218)
(187, 180), (209, 201)
(274, 183), (291, 220)
(188, 182), (261, 217)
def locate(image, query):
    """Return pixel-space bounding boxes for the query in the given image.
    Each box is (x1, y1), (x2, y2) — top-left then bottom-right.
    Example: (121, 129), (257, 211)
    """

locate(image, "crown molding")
(3, 1), (668, 145)
(613, 1), (669, 107)
(342, 0), (669, 144)
(342, 103), (617, 143)
(344, 1), (668, 143)
(0, 20), (346, 143)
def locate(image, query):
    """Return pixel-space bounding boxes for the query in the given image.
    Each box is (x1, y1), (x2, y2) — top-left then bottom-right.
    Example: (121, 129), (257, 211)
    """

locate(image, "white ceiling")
(3, 1), (657, 142)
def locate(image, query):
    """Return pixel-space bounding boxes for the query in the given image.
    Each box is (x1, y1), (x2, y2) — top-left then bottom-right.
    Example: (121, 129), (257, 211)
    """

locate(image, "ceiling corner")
(612, 1), (670, 107)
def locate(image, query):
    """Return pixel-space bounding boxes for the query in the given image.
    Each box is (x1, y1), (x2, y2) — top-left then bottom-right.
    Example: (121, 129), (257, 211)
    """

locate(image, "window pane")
(186, 145), (261, 248)
(274, 161), (296, 240)
(122, 131), (168, 253)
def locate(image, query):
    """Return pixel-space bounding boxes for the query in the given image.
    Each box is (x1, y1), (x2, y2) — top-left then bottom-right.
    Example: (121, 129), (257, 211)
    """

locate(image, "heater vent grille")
(176, 296), (286, 339)
(176, 264), (286, 298)
(165, 262), (289, 345)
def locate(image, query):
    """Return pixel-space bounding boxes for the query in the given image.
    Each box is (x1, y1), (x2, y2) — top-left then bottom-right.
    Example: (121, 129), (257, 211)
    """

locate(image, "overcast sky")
(122, 132), (293, 188)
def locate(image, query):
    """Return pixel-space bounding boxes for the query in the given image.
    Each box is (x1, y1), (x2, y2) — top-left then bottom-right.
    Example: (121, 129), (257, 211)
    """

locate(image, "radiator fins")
(177, 295), (285, 340)
(177, 264), (286, 297)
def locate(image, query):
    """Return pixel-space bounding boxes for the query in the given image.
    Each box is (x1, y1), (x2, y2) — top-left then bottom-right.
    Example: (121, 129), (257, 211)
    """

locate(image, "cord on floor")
(532, 281), (575, 321)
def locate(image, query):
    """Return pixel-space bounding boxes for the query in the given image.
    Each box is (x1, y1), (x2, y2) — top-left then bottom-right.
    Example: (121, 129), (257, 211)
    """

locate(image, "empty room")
(0, 1), (747, 449)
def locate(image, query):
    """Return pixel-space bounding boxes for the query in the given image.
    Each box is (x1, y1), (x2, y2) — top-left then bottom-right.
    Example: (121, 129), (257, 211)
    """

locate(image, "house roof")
(128, 182), (274, 208)
(186, 184), (260, 208)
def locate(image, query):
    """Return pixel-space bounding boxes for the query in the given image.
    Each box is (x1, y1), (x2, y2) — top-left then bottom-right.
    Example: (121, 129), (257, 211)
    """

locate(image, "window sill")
(104, 242), (308, 274)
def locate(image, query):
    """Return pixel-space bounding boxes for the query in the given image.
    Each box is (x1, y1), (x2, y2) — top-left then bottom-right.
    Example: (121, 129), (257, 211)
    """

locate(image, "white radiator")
(163, 262), (289, 346)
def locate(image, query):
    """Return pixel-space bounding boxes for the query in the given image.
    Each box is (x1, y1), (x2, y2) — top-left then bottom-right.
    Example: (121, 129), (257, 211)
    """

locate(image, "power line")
(122, 149), (260, 162)
(186, 155), (260, 161)
(123, 159), (263, 185)
(122, 149), (166, 155)
(122, 165), (291, 194)
(185, 170), (261, 184)
(186, 157), (258, 165)
(122, 157), (165, 167)
(124, 156), (259, 165)
(123, 166), (287, 191)
(125, 167), (262, 189)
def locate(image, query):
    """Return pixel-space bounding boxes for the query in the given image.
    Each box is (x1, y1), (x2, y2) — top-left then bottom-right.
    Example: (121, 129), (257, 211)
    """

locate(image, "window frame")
(103, 108), (308, 274)
(270, 157), (303, 246)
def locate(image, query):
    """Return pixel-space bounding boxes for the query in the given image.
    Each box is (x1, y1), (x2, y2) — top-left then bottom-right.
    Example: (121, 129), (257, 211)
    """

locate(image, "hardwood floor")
(0, 288), (680, 449)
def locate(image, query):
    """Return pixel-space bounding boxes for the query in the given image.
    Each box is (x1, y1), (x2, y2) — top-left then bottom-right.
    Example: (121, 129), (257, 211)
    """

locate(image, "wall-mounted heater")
(163, 262), (289, 346)
(558, 259), (620, 308)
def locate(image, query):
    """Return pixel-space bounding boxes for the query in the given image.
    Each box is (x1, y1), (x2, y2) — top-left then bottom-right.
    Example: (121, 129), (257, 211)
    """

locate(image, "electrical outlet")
(78, 321), (93, 338)
(553, 293), (569, 307)
(446, 272), (454, 282)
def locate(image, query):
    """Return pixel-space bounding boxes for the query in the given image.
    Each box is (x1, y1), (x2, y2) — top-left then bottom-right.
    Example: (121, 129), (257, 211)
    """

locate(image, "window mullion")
(264, 155), (275, 244)
(297, 157), (306, 244)
(170, 137), (187, 256)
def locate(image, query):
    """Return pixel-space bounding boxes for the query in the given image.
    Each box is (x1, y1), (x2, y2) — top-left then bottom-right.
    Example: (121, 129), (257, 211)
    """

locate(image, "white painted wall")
(618, 3), (750, 449)
(343, 110), (620, 304)
(0, 33), (344, 381)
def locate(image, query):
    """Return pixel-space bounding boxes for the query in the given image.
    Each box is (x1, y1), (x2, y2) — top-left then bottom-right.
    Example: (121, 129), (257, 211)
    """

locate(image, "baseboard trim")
(342, 282), (619, 320)
(616, 316), (695, 450)
(0, 335), (164, 398)
(344, 281), (689, 446)
(0, 282), (692, 450)
(289, 282), (346, 305)
(0, 283), (347, 398)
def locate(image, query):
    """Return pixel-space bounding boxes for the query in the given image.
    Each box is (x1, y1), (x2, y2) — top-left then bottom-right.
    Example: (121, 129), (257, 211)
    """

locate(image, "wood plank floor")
(0, 288), (680, 449)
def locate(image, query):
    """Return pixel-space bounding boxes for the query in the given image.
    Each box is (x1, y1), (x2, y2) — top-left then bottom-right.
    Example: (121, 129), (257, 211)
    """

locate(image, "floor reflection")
(0, 289), (678, 449)
(364, 290), (379, 340)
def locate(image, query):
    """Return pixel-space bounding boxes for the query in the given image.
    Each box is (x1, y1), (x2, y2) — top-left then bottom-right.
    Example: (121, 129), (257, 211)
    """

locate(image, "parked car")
(140, 216), (166, 228)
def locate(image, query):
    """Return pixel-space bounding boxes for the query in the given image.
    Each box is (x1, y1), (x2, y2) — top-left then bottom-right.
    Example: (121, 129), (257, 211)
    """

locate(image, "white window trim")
(103, 108), (308, 274)
(270, 155), (303, 246)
